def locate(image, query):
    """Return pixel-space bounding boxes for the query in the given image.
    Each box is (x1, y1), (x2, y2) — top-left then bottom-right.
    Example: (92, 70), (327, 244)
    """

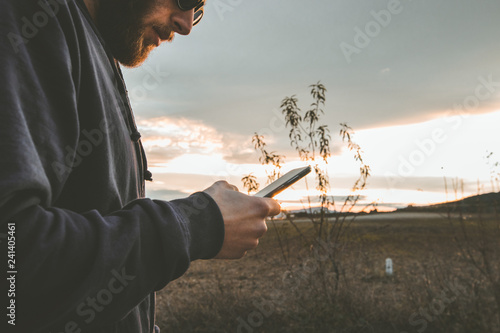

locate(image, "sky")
(122, 0), (500, 211)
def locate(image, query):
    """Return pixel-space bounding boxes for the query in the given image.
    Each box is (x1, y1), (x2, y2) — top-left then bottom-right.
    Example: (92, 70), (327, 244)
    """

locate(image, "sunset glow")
(124, 1), (500, 211)
(138, 110), (500, 211)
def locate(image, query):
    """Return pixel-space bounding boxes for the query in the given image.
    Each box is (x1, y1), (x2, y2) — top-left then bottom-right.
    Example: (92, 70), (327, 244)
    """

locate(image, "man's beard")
(97, 0), (162, 67)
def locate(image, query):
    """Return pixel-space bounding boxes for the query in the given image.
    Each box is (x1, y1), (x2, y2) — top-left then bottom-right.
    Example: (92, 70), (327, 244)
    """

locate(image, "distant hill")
(282, 207), (337, 219)
(397, 192), (500, 214)
(285, 207), (377, 218)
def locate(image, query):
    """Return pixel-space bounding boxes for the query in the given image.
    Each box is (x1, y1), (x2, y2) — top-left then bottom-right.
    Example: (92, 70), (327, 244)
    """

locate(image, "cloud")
(380, 68), (391, 75)
(145, 172), (239, 194)
(124, 0), (500, 135)
(137, 115), (345, 167)
(145, 189), (189, 201)
(223, 150), (258, 164)
(138, 117), (223, 165)
(364, 176), (480, 193)
(121, 0), (500, 209)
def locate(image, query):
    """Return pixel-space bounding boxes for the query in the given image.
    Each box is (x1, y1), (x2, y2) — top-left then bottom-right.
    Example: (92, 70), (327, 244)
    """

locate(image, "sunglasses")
(176, 0), (205, 26)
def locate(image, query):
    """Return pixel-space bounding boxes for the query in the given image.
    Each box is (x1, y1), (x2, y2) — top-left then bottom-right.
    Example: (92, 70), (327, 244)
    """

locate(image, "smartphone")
(254, 166), (311, 198)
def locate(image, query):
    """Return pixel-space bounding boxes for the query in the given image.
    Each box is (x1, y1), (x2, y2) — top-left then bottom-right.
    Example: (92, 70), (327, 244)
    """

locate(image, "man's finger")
(263, 198), (281, 217)
(215, 181), (239, 192)
(205, 180), (234, 192)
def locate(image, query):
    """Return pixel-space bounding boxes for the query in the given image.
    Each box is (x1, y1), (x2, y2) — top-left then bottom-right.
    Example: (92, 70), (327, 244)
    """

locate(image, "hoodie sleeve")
(0, 1), (224, 332)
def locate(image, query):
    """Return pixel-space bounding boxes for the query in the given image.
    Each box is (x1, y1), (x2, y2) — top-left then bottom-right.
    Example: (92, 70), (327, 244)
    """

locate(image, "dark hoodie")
(0, 0), (224, 331)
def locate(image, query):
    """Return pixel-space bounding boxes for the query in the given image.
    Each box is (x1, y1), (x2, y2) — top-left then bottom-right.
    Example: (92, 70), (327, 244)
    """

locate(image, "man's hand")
(203, 181), (281, 259)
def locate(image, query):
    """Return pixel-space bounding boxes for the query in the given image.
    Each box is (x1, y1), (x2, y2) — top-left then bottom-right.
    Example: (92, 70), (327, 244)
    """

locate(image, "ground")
(156, 212), (500, 333)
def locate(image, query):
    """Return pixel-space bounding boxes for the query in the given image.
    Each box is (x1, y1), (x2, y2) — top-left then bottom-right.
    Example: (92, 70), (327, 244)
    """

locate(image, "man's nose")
(171, 9), (194, 35)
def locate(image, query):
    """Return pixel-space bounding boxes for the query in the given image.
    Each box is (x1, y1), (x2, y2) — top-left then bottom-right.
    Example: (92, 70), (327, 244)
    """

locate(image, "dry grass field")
(155, 212), (500, 333)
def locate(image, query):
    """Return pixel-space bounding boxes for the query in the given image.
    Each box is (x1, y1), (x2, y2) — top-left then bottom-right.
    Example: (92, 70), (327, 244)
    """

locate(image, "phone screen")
(254, 166), (311, 198)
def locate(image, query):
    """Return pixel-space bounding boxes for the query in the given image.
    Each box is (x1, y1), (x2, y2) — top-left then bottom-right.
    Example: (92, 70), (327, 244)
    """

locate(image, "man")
(0, 0), (280, 332)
